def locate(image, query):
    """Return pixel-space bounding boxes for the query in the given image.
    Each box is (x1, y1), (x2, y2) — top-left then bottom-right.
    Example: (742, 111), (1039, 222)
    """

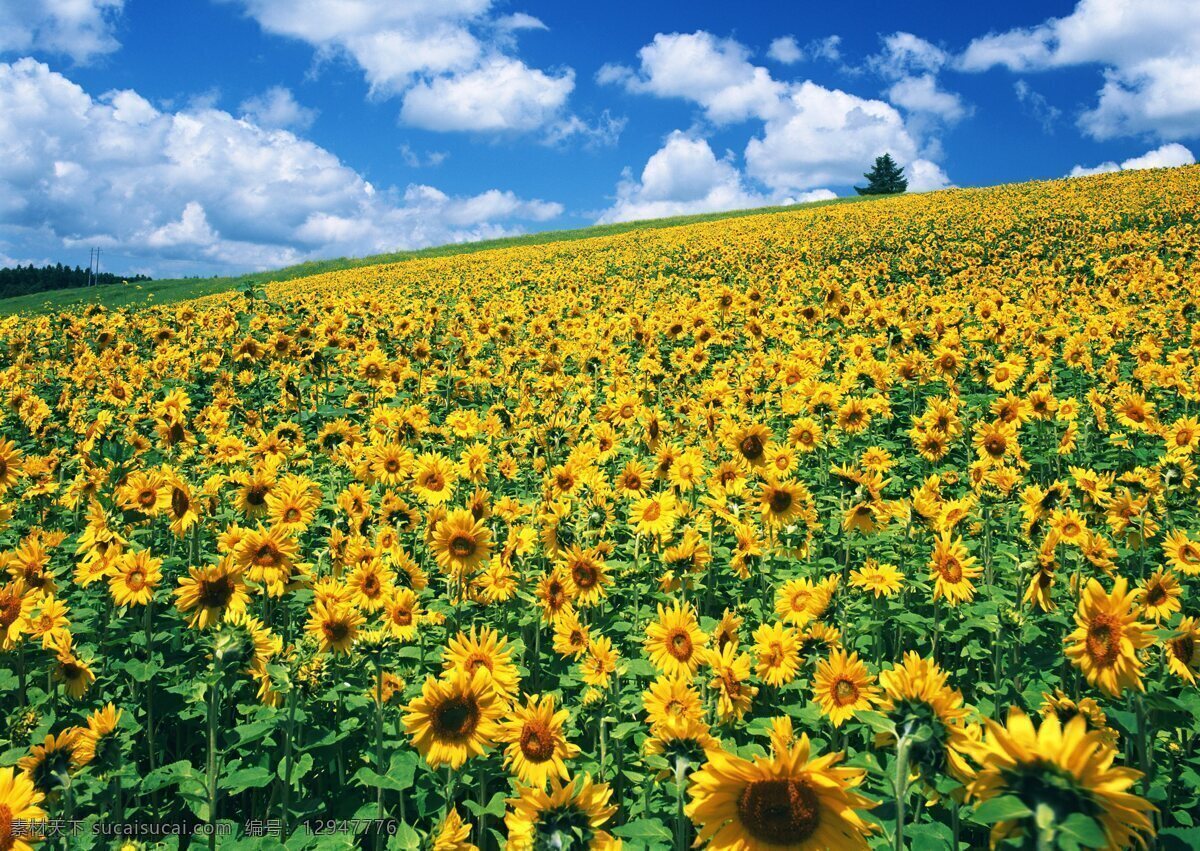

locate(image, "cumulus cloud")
(1014, 80), (1061, 132)
(1069, 142), (1195, 176)
(871, 33), (968, 126)
(767, 37), (802, 65)
(221, 0), (584, 136)
(238, 86), (317, 131)
(0, 0), (123, 64)
(597, 131), (837, 224)
(601, 31), (949, 196)
(0, 59), (563, 275)
(400, 57), (573, 132)
(959, 0), (1200, 140)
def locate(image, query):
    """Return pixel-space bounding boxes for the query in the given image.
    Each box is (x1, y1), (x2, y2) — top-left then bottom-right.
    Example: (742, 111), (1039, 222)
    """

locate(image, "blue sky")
(0, 0), (1196, 277)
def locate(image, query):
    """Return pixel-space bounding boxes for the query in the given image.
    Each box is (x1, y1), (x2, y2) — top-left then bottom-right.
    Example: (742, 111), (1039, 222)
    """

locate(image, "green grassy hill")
(0, 196), (866, 316)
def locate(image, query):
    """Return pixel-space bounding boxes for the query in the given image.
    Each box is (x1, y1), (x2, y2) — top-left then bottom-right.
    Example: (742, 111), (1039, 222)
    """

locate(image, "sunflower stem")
(280, 683), (298, 838)
(206, 674), (222, 851)
(893, 729), (912, 851)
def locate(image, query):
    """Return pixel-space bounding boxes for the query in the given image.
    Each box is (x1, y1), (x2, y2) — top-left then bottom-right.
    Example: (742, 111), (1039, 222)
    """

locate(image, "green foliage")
(855, 152), (908, 195)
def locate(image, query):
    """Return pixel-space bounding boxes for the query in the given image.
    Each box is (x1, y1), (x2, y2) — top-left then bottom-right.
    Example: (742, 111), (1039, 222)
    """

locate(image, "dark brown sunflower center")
(433, 696), (480, 739)
(283, 507), (301, 522)
(126, 570), (146, 590)
(769, 490), (793, 513)
(573, 564), (597, 589)
(138, 489), (157, 507)
(198, 577), (234, 608)
(392, 607), (413, 626)
(1171, 635), (1195, 664)
(449, 534), (476, 558)
(937, 557), (963, 584)
(0, 595), (20, 628)
(519, 720), (556, 762)
(833, 678), (859, 705)
(1145, 585), (1167, 606)
(246, 486), (267, 506)
(254, 545), (281, 567)
(669, 629), (693, 659)
(1086, 615), (1121, 667)
(737, 778), (820, 845)
(984, 436), (1006, 457)
(325, 622), (350, 642)
(739, 435), (765, 461)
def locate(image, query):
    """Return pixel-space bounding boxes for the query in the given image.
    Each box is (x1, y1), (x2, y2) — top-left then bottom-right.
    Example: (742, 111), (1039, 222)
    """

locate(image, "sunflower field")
(3, 166), (1200, 850)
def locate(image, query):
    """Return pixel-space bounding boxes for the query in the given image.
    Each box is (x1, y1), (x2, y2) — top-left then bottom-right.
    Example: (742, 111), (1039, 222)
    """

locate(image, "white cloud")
(0, 59), (563, 275)
(887, 74), (966, 123)
(602, 31), (786, 124)
(767, 37), (802, 65)
(400, 57), (573, 133)
(222, 0), (580, 135)
(597, 131), (837, 224)
(597, 132), (771, 223)
(745, 82), (924, 192)
(0, 0), (123, 64)
(905, 159), (954, 192)
(871, 33), (967, 126)
(238, 86), (317, 131)
(959, 0), (1200, 140)
(1014, 80), (1061, 132)
(1070, 142), (1194, 176)
(602, 31), (947, 195)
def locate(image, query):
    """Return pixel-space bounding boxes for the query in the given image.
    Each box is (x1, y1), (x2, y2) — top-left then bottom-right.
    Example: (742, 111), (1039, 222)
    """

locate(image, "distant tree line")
(0, 263), (152, 299)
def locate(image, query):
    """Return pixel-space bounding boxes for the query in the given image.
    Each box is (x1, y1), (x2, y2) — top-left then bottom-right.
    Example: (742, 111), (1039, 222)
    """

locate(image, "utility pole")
(88, 248), (94, 286)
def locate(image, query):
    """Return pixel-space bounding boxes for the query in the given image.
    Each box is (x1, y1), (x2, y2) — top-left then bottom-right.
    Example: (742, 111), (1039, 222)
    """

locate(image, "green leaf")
(1058, 813), (1106, 848)
(219, 766), (274, 794)
(353, 766), (413, 793)
(972, 795), (1033, 824)
(462, 791), (507, 819)
(613, 818), (672, 842)
(855, 711), (896, 736)
(390, 823), (422, 851)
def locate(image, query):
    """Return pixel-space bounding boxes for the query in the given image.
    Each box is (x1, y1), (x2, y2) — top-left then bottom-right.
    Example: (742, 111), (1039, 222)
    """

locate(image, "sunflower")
(644, 601), (708, 678)
(174, 557), (249, 629)
(629, 491), (678, 538)
(559, 545), (611, 607)
(107, 550), (162, 608)
(757, 479), (809, 528)
(730, 423), (772, 467)
(411, 452), (459, 505)
(928, 533), (982, 605)
(1064, 577), (1154, 698)
(497, 694), (580, 787)
(74, 704), (123, 772)
(370, 443), (413, 487)
(0, 439), (25, 492)
(1039, 689), (1115, 744)
(19, 729), (80, 795)
(304, 600), (365, 655)
(346, 559), (395, 612)
(968, 707), (1154, 850)
(0, 766), (45, 851)
(265, 479), (320, 532)
(535, 567), (573, 622)
(1165, 616), (1200, 685)
(0, 580), (33, 650)
(580, 635), (618, 689)
(116, 469), (169, 516)
(1134, 568), (1181, 623)
(643, 675), (704, 730)
(849, 560), (904, 597)
(431, 509), (493, 576)
(1163, 530), (1200, 576)
(166, 479), (199, 537)
(383, 587), (422, 642)
(403, 669), (502, 769)
(687, 733), (875, 851)
(706, 643), (758, 723)
(774, 577), (834, 626)
(877, 652), (975, 782)
(752, 622), (803, 687)
(551, 607), (590, 659)
(504, 773), (619, 851)
(234, 524), (298, 597)
(812, 650), (880, 728)
(52, 641), (96, 699)
(432, 806), (478, 851)
(442, 626), (522, 703)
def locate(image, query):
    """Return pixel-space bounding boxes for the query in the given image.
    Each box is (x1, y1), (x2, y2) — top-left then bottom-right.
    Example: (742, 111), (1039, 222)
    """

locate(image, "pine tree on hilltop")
(854, 153), (908, 195)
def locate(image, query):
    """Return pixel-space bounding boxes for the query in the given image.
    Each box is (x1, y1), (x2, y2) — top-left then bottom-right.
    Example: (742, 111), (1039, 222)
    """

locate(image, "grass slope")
(0, 196), (867, 316)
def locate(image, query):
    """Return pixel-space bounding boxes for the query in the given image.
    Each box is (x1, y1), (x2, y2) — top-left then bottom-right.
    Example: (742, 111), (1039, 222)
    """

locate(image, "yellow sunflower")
(0, 766), (45, 851)
(173, 557), (249, 629)
(403, 669), (502, 769)
(752, 622), (803, 687)
(687, 733), (875, 850)
(441, 625), (522, 703)
(431, 509), (493, 576)
(504, 773), (619, 851)
(812, 650), (880, 728)
(496, 694), (580, 787)
(107, 550), (162, 608)
(928, 532), (982, 605)
(968, 707), (1154, 850)
(1064, 577), (1154, 698)
(304, 600), (365, 655)
(644, 601), (708, 678)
